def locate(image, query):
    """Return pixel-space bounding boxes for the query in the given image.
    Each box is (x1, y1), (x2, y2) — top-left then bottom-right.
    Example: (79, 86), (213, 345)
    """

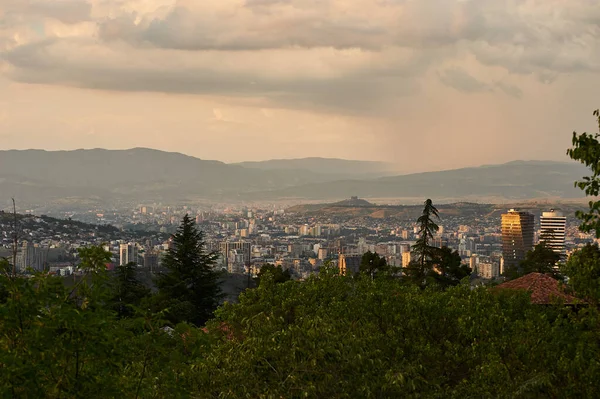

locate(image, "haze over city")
(1, 0), (599, 171)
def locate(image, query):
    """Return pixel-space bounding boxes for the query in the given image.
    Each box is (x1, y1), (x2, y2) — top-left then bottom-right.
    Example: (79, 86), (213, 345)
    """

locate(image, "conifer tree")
(405, 199), (440, 286)
(155, 214), (222, 326)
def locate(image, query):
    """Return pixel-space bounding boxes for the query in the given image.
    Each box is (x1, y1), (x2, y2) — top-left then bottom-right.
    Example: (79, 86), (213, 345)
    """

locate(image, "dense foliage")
(255, 263), (292, 286)
(359, 250), (389, 277)
(561, 243), (600, 305)
(567, 108), (600, 237)
(3, 259), (599, 397)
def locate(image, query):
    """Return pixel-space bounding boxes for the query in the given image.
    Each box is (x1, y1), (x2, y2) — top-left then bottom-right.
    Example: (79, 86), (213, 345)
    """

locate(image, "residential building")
(219, 241), (251, 273)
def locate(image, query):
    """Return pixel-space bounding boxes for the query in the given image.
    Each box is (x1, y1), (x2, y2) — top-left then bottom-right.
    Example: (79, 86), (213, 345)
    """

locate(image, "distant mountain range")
(234, 158), (394, 178)
(246, 160), (590, 202)
(0, 149), (590, 206)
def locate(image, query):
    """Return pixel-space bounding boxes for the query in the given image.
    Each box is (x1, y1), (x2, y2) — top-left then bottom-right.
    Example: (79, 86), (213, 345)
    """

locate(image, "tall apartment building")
(143, 250), (159, 271)
(119, 243), (138, 266)
(339, 254), (362, 275)
(540, 210), (567, 257)
(16, 242), (47, 272)
(219, 241), (251, 273)
(501, 209), (534, 270)
(401, 252), (412, 268)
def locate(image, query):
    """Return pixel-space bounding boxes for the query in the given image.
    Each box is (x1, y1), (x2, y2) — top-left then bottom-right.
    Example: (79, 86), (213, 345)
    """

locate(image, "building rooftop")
(496, 273), (580, 305)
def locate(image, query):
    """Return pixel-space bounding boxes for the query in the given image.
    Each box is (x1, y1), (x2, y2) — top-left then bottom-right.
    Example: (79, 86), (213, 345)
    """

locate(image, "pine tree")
(405, 199), (440, 286)
(155, 214), (222, 326)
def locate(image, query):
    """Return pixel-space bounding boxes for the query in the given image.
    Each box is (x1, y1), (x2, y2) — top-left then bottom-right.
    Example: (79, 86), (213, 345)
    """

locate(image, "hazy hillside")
(246, 161), (590, 201)
(0, 150), (590, 204)
(0, 149), (355, 203)
(234, 157), (394, 177)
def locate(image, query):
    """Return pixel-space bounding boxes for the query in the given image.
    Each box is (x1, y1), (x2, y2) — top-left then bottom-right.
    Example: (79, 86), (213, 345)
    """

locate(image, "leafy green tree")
(359, 251), (389, 277)
(505, 243), (561, 280)
(561, 243), (600, 304)
(110, 262), (151, 319)
(567, 108), (600, 237)
(0, 246), (125, 397)
(405, 199), (440, 286)
(430, 246), (471, 287)
(155, 214), (223, 326)
(522, 242), (561, 276)
(255, 264), (292, 287)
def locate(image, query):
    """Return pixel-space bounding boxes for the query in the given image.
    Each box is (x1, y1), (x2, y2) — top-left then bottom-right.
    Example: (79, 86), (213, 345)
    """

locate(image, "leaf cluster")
(567, 109), (600, 237)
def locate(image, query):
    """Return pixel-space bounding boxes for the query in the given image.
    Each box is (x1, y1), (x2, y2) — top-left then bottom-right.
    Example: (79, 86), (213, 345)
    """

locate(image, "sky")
(0, 0), (599, 172)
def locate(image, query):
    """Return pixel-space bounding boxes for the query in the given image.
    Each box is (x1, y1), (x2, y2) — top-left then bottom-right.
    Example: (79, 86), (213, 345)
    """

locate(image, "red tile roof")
(496, 273), (580, 305)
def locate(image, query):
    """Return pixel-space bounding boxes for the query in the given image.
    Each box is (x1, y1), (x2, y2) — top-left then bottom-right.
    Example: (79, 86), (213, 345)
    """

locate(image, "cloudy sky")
(1, 0), (599, 172)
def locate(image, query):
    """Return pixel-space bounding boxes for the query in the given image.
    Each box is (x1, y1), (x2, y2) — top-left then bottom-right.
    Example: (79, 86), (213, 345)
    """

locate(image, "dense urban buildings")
(501, 209), (535, 269)
(0, 198), (592, 282)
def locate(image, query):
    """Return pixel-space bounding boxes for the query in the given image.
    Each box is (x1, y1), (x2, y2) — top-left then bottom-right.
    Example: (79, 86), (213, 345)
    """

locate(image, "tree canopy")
(255, 264), (291, 286)
(505, 242), (562, 280)
(567, 108), (600, 237)
(561, 243), (600, 305)
(359, 250), (389, 277)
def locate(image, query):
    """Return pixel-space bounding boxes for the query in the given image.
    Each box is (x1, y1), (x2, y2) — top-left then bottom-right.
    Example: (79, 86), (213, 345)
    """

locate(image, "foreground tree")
(110, 262), (151, 319)
(561, 243), (600, 305)
(255, 264), (291, 287)
(155, 214), (222, 326)
(430, 246), (471, 287)
(193, 272), (600, 397)
(504, 242), (562, 280)
(359, 251), (389, 278)
(405, 199), (440, 286)
(567, 108), (600, 237)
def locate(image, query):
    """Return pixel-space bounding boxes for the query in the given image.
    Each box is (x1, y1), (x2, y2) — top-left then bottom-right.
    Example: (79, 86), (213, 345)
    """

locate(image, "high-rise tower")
(540, 210), (567, 257)
(501, 209), (534, 270)
(119, 243), (138, 266)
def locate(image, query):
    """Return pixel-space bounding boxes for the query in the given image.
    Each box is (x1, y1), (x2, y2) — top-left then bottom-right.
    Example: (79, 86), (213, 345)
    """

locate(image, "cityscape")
(0, 196), (590, 282)
(2, 0), (600, 396)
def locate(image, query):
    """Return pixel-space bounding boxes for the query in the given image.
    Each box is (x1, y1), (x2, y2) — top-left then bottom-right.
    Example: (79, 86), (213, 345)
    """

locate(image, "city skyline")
(1, 1), (600, 169)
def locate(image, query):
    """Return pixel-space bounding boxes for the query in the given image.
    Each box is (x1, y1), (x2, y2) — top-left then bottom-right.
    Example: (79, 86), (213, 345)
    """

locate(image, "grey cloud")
(99, 5), (388, 51)
(1, 39), (423, 114)
(494, 82), (523, 99)
(439, 68), (524, 98)
(439, 68), (492, 93)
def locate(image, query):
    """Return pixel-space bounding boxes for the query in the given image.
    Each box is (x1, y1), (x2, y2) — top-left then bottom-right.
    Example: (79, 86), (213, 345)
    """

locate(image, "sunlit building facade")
(501, 209), (534, 270)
